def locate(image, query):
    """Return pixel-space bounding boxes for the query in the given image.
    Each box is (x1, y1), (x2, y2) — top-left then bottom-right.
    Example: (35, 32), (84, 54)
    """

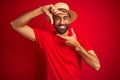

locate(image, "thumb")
(49, 15), (53, 24)
(42, 8), (53, 24)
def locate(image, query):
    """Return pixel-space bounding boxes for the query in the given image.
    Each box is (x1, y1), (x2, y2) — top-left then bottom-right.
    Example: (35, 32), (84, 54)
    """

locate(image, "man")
(10, 2), (100, 80)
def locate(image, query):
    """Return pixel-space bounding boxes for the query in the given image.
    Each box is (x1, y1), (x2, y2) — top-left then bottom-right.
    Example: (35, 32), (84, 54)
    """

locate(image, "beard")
(54, 23), (69, 34)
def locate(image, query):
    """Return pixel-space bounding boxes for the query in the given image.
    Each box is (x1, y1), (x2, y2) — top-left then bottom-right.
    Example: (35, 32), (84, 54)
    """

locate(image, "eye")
(63, 16), (69, 20)
(54, 16), (60, 20)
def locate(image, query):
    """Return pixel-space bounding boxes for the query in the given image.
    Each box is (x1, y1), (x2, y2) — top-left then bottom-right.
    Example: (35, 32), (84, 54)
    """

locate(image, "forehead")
(54, 12), (69, 17)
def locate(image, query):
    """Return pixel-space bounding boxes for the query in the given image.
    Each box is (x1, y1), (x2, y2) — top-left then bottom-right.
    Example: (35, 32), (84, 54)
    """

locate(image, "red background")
(1, 0), (120, 80)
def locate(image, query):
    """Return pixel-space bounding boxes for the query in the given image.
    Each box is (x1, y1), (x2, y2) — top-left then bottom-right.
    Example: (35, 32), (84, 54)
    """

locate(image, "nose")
(60, 18), (64, 24)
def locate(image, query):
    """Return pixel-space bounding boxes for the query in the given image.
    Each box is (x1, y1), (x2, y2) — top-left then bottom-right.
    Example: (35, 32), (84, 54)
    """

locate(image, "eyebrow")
(53, 12), (70, 16)
(53, 15), (69, 18)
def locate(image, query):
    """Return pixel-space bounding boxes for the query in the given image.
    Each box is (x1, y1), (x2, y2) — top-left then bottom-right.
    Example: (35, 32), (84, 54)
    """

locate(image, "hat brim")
(46, 9), (77, 23)
(63, 10), (77, 23)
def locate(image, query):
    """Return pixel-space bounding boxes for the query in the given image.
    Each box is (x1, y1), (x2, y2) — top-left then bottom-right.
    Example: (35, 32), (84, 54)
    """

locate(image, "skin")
(10, 4), (100, 71)
(54, 13), (100, 71)
(53, 13), (70, 34)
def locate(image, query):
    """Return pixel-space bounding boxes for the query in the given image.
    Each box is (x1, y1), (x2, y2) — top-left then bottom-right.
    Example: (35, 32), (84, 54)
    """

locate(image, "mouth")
(59, 26), (66, 29)
(54, 24), (69, 34)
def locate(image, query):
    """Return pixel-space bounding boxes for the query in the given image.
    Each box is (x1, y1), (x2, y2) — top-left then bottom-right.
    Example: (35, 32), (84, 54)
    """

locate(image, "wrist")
(74, 41), (80, 47)
(74, 42), (82, 52)
(75, 45), (81, 52)
(40, 6), (45, 13)
(33, 7), (44, 16)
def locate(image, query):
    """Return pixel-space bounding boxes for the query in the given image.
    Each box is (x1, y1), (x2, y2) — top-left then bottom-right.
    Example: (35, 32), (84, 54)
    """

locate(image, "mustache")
(57, 24), (67, 26)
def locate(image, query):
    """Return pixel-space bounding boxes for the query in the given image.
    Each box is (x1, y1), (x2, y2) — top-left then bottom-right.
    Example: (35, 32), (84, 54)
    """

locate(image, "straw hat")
(52, 2), (77, 23)
(47, 2), (77, 23)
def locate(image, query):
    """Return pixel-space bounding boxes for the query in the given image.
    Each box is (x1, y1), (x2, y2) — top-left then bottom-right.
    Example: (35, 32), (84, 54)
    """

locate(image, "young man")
(10, 2), (100, 80)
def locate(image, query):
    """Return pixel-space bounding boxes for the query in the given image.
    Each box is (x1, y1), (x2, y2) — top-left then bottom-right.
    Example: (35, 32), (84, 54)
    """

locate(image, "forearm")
(57, 28), (100, 70)
(10, 7), (44, 28)
(75, 44), (100, 71)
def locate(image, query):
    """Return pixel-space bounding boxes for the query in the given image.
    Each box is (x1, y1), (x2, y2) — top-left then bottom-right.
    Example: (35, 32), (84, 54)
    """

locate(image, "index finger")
(56, 34), (70, 40)
(50, 5), (64, 15)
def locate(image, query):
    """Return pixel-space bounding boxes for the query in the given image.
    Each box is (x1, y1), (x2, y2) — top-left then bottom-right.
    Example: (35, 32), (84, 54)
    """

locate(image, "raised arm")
(10, 4), (60, 41)
(57, 28), (101, 71)
(10, 7), (44, 41)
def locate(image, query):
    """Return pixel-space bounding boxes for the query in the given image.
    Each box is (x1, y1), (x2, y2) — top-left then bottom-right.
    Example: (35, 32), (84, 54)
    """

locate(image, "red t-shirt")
(33, 28), (93, 80)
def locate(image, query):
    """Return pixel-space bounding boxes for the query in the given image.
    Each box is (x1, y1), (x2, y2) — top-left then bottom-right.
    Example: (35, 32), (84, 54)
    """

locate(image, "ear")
(68, 18), (71, 24)
(68, 16), (72, 24)
(68, 13), (71, 23)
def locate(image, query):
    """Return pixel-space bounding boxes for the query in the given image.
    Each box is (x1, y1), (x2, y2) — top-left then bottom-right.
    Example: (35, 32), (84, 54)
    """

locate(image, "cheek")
(64, 19), (70, 23)
(54, 20), (60, 25)
(65, 21), (69, 24)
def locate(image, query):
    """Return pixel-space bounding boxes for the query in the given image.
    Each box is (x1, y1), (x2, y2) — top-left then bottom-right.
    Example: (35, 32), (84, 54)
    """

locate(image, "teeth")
(60, 26), (65, 29)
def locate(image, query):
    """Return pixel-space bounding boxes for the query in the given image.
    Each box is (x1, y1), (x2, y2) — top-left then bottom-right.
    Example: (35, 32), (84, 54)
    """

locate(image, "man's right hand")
(42, 4), (63, 24)
(10, 3), (64, 42)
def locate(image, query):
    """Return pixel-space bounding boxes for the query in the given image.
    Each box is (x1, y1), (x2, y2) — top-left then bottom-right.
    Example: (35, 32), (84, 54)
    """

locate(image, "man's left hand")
(57, 28), (80, 47)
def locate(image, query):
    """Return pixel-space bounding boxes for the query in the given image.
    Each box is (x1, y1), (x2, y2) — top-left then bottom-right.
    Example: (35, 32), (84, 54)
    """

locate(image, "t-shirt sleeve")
(33, 28), (40, 44)
(77, 34), (93, 51)
(33, 28), (44, 50)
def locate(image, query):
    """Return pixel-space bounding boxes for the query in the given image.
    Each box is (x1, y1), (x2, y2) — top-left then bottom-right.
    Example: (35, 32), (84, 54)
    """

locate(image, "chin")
(56, 29), (67, 34)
